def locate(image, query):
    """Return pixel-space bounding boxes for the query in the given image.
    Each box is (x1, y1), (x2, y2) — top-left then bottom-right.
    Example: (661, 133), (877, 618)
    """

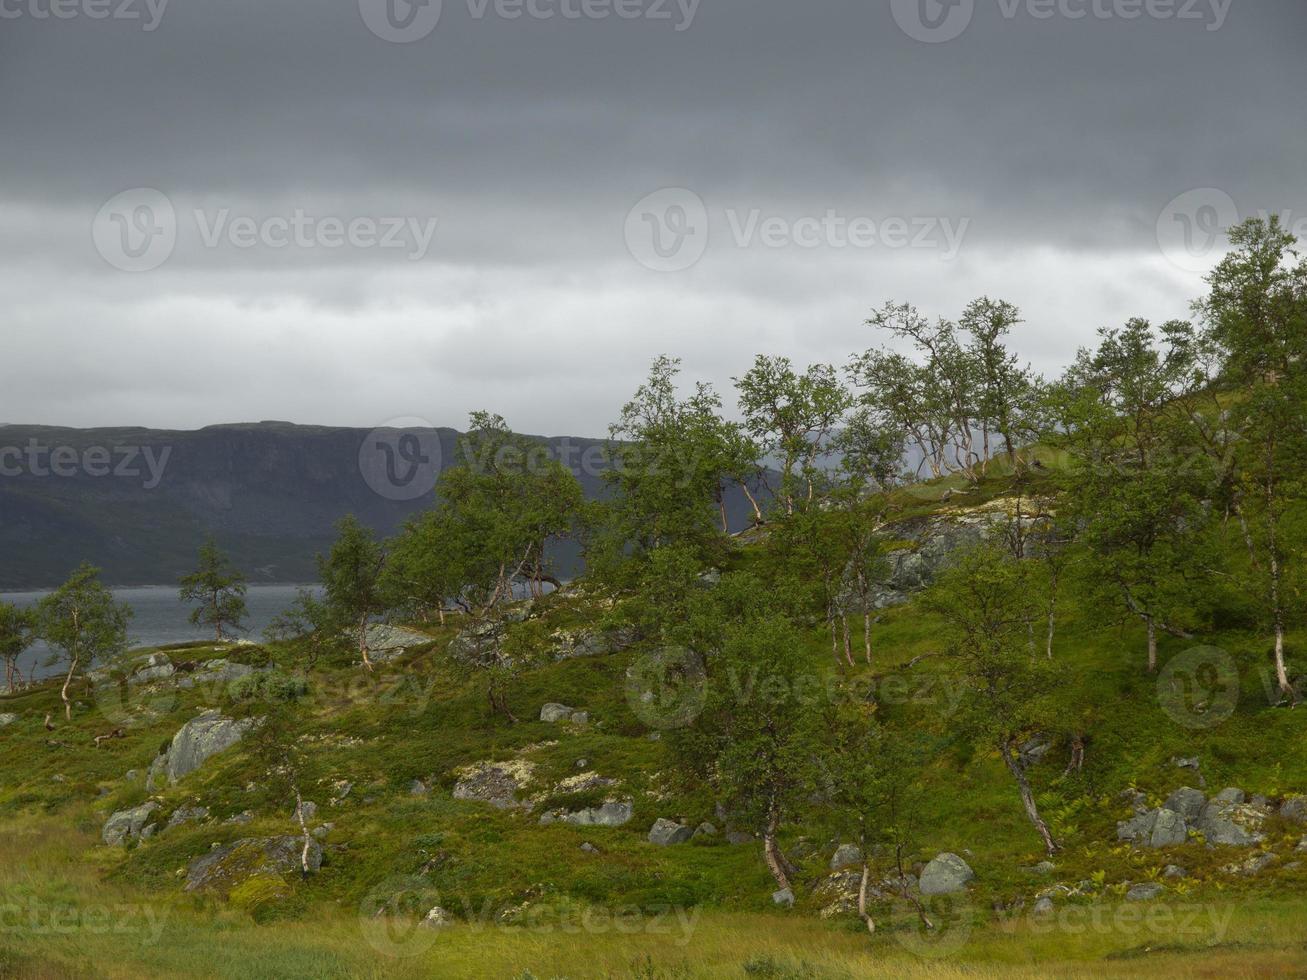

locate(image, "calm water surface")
(3, 584), (317, 682)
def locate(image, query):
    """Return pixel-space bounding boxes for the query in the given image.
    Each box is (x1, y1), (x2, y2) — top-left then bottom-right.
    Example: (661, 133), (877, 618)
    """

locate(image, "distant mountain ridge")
(0, 421), (764, 589)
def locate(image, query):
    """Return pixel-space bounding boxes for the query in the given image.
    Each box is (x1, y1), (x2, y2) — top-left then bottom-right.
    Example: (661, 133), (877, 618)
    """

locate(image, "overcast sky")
(2, 0), (1304, 437)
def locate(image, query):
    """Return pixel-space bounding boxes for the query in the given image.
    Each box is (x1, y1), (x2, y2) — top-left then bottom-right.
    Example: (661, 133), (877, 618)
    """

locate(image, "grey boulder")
(919, 852), (975, 895)
(1125, 883), (1163, 902)
(102, 801), (161, 846)
(540, 703), (574, 723)
(184, 836), (323, 892)
(1117, 808), (1188, 848)
(830, 843), (864, 870)
(647, 818), (693, 846)
(153, 710), (256, 787)
(559, 802), (633, 828)
(1163, 787), (1207, 823)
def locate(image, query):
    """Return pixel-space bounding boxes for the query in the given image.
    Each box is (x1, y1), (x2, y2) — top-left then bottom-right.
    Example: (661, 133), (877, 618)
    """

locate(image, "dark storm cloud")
(1, 0), (1304, 431)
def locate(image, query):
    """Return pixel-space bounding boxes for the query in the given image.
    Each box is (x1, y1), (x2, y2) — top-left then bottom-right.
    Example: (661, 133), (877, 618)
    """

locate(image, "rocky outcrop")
(541, 802), (633, 828)
(1118, 807), (1188, 848)
(452, 761), (534, 810)
(647, 818), (693, 846)
(184, 836), (323, 893)
(362, 624), (434, 663)
(149, 710), (256, 788)
(448, 621), (504, 666)
(551, 627), (636, 661)
(102, 801), (160, 846)
(1164, 787), (1206, 822)
(1125, 882), (1163, 902)
(918, 852), (974, 894)
(1195, 791), (1268, 847)
(540, 703), (575, 723)
(175, 659), (256, 689)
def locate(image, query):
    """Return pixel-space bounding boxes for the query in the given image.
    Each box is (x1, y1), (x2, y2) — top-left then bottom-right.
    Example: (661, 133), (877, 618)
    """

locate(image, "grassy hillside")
(2, 467), (1306, 978)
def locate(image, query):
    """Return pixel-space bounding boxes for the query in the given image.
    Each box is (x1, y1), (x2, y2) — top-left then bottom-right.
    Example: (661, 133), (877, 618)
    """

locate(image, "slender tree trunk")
(1000, 740), (1058, 855)
(437, 607), (446, 627)
(841, 616), (854, 668)
(1146, 617), (1157, 674)
(829, 612), (840, 668)
(740, 484), (763, 526)
(762, 802), (792, 893)
(857, 862), (875, 934)
(292, 785), (313, 877)
(358, 618), (374, 672)
(863, 611), (873, 665)
(61, 653), (80, 721)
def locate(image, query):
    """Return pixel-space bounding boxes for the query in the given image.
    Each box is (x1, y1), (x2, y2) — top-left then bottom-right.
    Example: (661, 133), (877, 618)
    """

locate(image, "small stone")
(1030, 861), (1056, 876)
(1032, 896), (1055, 915)
(540, 703), (573, 723)
(408, 779), (429, 797)
(1280, 797), (1307, 824)
(575, 759), (589, 770)
(1162, 865), (1186, 880)
(1212, 787), (1246, 806)
(1125, 883), (1163, 902)
(580, 842), (598, 854)
(423, 906), (453, 929)
(771, 888), (794, 908)
(693, 822), (718, 839)
(0, 713), (17, 727)
(570, 711), (589, 725)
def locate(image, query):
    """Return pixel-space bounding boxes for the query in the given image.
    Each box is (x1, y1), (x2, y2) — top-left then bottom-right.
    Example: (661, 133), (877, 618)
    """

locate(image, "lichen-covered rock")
(1195, 798), (1267, 847)
(557, 802), (633, 828)
(184, 836), (323, 893)
(0, 713), (17, 727)
(361, 624), (434, 663)
(102, 801), (160, 846)
(919, 852), (974, 894)
(647, 818), (692, 846)
(152, 710), (256, 787)
(1222, 852), (1277, 876)
(452, 760), (533, 810)
(771, 888), (794, 908)
(552, 627), (637, 661)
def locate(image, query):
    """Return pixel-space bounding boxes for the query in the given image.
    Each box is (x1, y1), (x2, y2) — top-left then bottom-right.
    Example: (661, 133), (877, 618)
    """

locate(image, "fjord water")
(2, 584), (317, 683)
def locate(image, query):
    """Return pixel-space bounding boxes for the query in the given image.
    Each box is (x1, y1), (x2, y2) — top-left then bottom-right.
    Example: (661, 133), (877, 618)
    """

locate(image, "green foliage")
(178, 536), (249, 641)
(33, 562), (132, 718)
